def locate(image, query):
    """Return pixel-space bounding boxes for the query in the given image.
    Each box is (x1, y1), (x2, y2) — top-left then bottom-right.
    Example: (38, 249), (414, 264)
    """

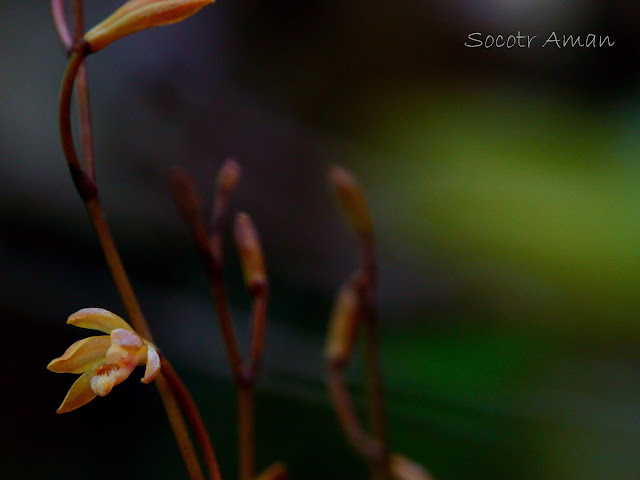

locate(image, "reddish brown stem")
(170, 167), (244, 380)
(57, 16), (213, 480)
(238, 386), (255, 480)
(172, 165), (271, 480)
(328, 166), (390, 479)
(162, 359), (223, 480)
(246, 283), (268, 379)
(70, 0), (97, 180)
(51, 0), (73, 52)
(155, 373), (207, 480)
(326, 363), (383, 461)
(359, 241), (389, 480)
(240, 281), (268, 480)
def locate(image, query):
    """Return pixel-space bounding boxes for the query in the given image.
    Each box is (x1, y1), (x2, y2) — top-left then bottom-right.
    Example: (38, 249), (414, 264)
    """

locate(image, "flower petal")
(47, 336), (110, 374)
(56, 368), (99, 414)
(104, 329), (145, 364)
(67, 308), (134, 333)
(111, 328), (144, 348)
(90, 353), (138, 396)
(141, 344), (160, 384)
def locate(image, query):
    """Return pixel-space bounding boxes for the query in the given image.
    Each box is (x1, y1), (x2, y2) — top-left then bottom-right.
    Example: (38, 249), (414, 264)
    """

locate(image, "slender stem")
(59, 50), (87, 176)
(70, 1), (97, 182)
(59, 48), (212, 480)
(328, 163), (391, 478)
(208, 275), (244, 381)
(85, 198), (153, 339)
(238, 386), (255, 480)
(51, 0), (73, 52)
(170, 168), (244, 380)
(162, 359), (224, 480)
(246, 283), (268, 379)
(209, 189), (228, 266)
(155, 373), (207, 480)
(75, 63), (96, 179)
(326, 364), (382, 461)
(239, 284), (267, 480)
(359, 240), (390, 480)
(362, 321), (387, 480)
(172, 166), (268, 480)
(71, 0), (83, 40)
(59, 51), (149, 338)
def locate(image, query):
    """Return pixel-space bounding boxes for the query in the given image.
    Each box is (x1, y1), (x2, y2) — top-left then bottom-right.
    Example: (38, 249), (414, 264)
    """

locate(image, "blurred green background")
(2, 1), (640, 479)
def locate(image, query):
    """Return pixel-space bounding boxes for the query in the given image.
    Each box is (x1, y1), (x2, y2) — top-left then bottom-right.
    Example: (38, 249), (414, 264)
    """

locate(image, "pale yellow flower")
(48, 308), (160, 413)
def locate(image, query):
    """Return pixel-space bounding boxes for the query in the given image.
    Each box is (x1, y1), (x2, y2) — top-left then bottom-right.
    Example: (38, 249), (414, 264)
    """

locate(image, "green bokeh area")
(357, 87), (640, 333)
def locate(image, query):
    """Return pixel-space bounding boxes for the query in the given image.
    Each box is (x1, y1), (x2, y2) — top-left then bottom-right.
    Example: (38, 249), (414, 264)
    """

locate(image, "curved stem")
(84, 198), (152, 339)
(75, 62), (96, 179)
(155, 373), (207, 480)
(328, 165), (390, 479)
(59, 50), (149, 338)
(70, 0), (96, 180)
(326, 363), (383, 461)
(59, 50), (212, 480)
(51, 0), (73, 52)
(162, 359), (223, 480)
(170, 168), (244, 380)
(59, 50), (86, 175)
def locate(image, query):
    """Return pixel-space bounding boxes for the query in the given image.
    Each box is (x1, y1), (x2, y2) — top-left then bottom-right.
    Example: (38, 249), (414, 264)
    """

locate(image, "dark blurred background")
(2, 1), (640, 479)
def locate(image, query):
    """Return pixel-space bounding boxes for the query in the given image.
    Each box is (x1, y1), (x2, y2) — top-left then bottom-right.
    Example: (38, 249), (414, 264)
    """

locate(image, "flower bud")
(328, 165), (373, 239)
(325, 279), (360, 365)
(216, 158), (241, 196)
(212, 158), (241, 229)
(255, 462), (287, 480)
(84, 0), (215, 52)
(390, 454), (434, 480)
(234, 213), (267, 290)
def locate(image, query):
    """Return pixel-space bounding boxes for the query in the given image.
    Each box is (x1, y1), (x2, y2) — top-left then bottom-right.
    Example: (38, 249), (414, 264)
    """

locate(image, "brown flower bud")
(212, 158), (241, 225)
(216, 158), (241, 196)
(325, 278), (361, 365)
(254, 461), (287, 480)
(390, 454), (434, 480)
(328, 165), (373, 240)
(84, 0), (215, 52)
(234, 213), (267, 290)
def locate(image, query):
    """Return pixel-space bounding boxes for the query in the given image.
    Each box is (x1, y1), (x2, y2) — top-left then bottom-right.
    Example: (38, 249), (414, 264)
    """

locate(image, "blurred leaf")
(357, 86), (640, 332)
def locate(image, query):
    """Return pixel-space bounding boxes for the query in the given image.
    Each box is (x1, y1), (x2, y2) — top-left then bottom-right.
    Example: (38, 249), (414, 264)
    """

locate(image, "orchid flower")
(48, 308), (161, 414)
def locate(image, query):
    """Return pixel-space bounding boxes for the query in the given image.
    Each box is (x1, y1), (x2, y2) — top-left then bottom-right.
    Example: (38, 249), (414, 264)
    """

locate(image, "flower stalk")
(51, 0), (73, 53)
(161, 358), (223, 480)
(327, 166), (390, 479)
(52, 2), (221, 478)
(171, 164), (278, 480)
(326, 166), (432, 480)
